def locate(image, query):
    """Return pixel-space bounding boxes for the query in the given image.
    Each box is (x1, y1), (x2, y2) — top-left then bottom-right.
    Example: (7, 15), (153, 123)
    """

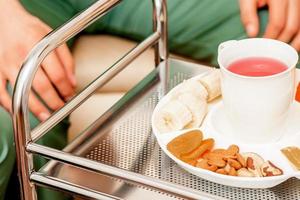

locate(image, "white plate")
(151, 73), (300, 189)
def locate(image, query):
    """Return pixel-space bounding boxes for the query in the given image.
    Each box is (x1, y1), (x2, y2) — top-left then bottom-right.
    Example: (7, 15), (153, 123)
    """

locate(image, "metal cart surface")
(12, 0), (300, 199)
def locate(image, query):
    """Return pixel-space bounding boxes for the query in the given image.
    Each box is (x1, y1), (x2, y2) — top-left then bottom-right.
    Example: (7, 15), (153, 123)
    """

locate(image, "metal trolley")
(12, 0), (300, 199)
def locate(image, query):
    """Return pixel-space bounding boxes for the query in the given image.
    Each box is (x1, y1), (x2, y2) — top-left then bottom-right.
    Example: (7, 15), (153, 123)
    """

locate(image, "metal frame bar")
(12, 0), (168, 200)
(27, 143), (221, 200)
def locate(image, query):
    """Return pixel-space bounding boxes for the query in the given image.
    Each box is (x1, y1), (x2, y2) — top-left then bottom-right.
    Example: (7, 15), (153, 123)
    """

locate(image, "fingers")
(28, 92), (51, 121)
(289, 0), (300, 51)
(0, 73), (11, 113)
(7, 72), (51, 121)
(32, 69), (65, 110)
(42, 51), (75, 100)
(277, 0), (300, 42)
(263, 0), (288, 39)
(56, 44), (76, 87)
(291, 33), (300, 51)
(239, 0), (260, 37)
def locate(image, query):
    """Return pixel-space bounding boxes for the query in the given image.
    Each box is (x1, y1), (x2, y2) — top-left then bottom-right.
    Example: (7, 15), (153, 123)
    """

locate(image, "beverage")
(218, 39), (298, 143)
(227, 57), (288, 77)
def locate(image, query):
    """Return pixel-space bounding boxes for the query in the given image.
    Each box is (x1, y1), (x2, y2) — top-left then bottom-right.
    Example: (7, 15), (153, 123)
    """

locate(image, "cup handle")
(218, 40), (238, 53)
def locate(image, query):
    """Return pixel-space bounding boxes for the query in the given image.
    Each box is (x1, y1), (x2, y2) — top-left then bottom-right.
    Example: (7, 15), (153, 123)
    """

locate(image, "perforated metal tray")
(43, 59), (300, 200)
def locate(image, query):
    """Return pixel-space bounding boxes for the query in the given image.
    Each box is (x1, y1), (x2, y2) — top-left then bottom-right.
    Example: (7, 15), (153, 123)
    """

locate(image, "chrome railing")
(12, 0), (167, 199)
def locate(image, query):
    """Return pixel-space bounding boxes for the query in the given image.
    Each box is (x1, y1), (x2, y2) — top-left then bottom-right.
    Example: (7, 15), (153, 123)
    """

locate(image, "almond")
(228, 167), (237, 176)
(236, 153), (246, 167)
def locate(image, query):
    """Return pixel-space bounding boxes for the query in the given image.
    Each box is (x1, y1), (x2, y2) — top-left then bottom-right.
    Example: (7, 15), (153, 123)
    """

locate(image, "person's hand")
(239, 0), (300, 51)
(0, 0), (76, 121)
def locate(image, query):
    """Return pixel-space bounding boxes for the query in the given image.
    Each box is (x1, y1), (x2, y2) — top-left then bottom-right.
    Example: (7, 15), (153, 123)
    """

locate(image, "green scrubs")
(0, 0), (269, 199)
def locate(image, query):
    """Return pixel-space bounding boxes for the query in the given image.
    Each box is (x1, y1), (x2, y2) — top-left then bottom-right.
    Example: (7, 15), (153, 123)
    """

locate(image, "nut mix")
(167, 130), (283, 177)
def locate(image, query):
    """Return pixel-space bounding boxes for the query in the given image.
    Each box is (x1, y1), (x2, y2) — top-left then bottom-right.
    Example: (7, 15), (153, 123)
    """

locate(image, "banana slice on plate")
(154, 99), (193, 133)
(198, 69), (221, 102)
(172, 79), (208, 101)
(177, 93), (208, 128)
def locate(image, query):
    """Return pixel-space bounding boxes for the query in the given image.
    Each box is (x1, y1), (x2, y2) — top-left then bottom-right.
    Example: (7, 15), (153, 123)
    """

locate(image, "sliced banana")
(155, 99), (193, 133)
(198, 69), (221, 102)
(172, 79), (208, 101)
(176, 93), (208, 128)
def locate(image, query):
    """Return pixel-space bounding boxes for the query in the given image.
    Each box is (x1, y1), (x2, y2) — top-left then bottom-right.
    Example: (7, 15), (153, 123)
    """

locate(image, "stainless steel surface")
(44, 59), (300, 200)
(30, 173), (120, 200)
(27, 139), (220, 200)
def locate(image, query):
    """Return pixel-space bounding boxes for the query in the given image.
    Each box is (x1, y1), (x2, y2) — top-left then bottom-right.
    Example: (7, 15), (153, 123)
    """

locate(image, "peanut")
(196, 159), (208, 168)
(227, 144), (239, 156)
(228, 158), (242, 170)
(207, 156), (226, 168)
(196, 159), (218, 172)
(223, 155), (237, 161)
(216, 168), (227, 175)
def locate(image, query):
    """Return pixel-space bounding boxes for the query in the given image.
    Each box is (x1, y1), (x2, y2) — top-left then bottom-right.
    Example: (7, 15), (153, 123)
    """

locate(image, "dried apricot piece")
(181, 138), (214, 161)
(167, 130), (203, 158)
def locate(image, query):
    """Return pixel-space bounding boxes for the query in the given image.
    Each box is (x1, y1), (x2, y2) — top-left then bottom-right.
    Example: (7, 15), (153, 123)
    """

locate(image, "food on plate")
(181, 138), (214, 161)
(261, 161), (283, 176)
(196, 159), (218, 172)
(216, 168), (227, 175)
(198, 69), (221, 102)
(167, 130), (203, 158)
(281, 146), (300, 170)
(154, 70), (221, 133)
(242, 152), (265, 177)
(296, 82), (300, 102)
(176, 93), (208, 129)
(236, 153), (247, 168)
(155, 99), (192, 133)
(237, 168), (254, 177)
(174, 79), (208, 101)
(167, 133), (284, 177)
